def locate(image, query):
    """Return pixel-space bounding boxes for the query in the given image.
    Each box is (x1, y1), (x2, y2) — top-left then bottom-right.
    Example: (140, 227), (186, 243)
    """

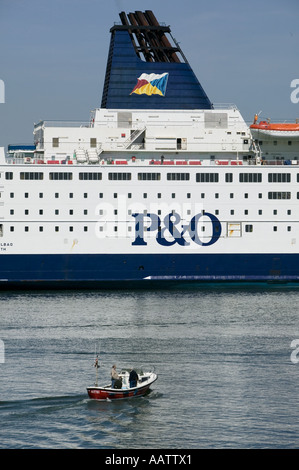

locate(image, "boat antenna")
(93, 342), (100, 387)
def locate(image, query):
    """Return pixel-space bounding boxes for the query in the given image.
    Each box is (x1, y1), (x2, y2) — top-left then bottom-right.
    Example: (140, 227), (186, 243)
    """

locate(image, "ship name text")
(132, 211), (221, 247)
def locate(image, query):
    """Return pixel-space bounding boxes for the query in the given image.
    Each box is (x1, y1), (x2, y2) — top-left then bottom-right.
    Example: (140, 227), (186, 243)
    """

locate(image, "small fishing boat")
(87, 359), (158, 401)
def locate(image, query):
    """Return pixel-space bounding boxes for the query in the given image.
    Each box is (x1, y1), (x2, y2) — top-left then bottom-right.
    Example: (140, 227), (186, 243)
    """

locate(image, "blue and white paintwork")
(1, 11), (299, 288)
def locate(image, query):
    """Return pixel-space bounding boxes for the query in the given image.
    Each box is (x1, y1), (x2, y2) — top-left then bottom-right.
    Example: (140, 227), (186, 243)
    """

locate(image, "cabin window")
(108, 173), (131, 180)
(20, 172), (43, 180)
(138, 173), (161, 180)
(196, 173), (219, 183)
(269, 192), (291, 199)
(167, 173), (189, 181)
(239, 173), (262, 182)
(79, 172), (102, 180)
(268, 173), (290, 183)
(245, 225), (253, 232)
(52, 138), (59, 148)
(49, 172), (72, 180)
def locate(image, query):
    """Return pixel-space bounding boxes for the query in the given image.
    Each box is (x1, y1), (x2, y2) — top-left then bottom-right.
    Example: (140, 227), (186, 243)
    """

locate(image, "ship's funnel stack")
(101, 10), (212, 110)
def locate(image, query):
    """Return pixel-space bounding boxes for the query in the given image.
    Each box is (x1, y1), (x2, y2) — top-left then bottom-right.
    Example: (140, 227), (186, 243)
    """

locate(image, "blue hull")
(0, 253), (299, 289)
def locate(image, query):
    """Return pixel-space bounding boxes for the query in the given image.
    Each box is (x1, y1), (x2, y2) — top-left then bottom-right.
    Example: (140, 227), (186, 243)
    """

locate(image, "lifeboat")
(250, 118), (299, 138)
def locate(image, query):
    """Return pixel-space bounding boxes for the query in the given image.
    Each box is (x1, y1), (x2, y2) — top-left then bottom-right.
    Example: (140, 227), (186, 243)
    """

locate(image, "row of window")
(4, 191), (295, 200)
(52, 137), (295, 148)
(2, 224), (294, 234)
(52, 137), (97, 148)
(3, 171), (298, 183)
(7, 208), (295, 216)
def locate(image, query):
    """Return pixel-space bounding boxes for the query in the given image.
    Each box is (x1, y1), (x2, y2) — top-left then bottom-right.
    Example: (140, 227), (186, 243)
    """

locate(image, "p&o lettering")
(132, 211), (221, 247)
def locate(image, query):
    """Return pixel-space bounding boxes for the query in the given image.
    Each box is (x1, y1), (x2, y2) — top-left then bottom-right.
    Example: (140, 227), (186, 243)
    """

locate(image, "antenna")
(93, 341), (100, 387)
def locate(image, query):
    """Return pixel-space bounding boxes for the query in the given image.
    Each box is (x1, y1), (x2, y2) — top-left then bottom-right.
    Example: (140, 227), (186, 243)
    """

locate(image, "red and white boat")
(87, 364), (158, 401)
(250, 117), (299, 138)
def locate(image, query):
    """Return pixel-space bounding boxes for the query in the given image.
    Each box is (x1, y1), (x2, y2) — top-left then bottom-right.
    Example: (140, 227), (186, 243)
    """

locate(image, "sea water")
(1, 286), (299, 449)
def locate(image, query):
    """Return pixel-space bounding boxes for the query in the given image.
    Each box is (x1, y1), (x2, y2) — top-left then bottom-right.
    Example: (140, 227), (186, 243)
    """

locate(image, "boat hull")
(1, 253), (299, 288)
(87, 384), (151, 400)
(251, 129), (299, 138)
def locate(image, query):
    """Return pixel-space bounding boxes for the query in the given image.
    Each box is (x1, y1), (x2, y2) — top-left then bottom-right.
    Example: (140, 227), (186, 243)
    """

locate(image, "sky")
(0, 0), (298, 150)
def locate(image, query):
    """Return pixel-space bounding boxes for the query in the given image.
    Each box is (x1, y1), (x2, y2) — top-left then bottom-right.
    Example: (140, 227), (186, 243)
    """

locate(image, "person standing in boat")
(111, 364), (120, 388)
(129, 369), (139, 388)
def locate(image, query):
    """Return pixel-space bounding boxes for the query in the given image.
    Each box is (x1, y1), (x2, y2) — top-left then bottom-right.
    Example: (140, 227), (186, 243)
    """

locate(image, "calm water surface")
(1, 286), (299, 449)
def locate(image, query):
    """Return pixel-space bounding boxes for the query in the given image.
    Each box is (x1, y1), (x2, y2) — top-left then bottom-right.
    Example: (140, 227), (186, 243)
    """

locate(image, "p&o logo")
(132, 211), (221, 247)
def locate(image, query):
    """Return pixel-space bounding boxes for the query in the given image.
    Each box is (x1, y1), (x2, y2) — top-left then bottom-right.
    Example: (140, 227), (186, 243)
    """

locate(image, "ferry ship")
(1, 10), (299, 288)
